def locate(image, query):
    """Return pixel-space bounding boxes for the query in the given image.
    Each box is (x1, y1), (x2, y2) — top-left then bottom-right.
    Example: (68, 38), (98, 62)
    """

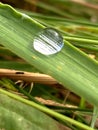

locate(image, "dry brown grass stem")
(0, 69), (57, 84)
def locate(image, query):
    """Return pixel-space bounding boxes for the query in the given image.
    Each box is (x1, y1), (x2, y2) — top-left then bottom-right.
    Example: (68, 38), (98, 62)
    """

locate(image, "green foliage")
(0, 93), (61, 130)
(0, 2), (98, 107)
(0, 1), (98, 130)
(0, 89), (94, 130)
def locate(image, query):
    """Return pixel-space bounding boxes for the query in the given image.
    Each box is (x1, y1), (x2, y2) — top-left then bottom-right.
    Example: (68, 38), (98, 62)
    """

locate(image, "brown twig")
(71, 0), (98, 10)
(0, 69), (57, 84)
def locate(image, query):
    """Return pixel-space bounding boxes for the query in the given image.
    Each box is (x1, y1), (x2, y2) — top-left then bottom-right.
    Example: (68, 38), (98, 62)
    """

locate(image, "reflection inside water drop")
(33, 28), (64, 55)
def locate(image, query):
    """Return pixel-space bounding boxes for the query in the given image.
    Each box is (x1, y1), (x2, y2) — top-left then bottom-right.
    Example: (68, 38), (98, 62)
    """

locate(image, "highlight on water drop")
(33, 28), (64, 55)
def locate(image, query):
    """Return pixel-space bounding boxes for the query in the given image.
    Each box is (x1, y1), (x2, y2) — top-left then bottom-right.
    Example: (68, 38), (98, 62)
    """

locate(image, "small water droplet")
(33, 28), (64, 55)
(21, 13), (30, 19)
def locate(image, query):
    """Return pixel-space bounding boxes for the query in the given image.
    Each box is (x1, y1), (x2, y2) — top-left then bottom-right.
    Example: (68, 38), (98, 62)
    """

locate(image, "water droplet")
(33, 28), (64, 55)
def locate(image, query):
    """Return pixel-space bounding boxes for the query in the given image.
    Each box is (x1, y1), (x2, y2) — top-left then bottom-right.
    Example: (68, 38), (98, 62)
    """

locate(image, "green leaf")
(0, 61), (39, 72)
(0, 89), (94, 130)
(25, 0), (73, 18)
(0, 3), (98, 108)
(0, 93), (63, 130)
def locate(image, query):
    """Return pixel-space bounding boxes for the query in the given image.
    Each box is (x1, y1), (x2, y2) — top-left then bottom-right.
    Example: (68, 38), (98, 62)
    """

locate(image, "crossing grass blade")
(0, 92), (65, 130)
(0, 3), (98, 108)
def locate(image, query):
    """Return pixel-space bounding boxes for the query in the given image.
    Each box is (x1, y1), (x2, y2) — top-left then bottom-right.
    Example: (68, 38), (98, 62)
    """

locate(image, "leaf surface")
(0, 3), (98, 106)
(0, 93), (62, 130)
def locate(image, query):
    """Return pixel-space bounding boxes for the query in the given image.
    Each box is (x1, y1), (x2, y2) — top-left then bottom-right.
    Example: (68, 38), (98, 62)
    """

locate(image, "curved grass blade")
(0, 3), (98, 107)
(0, 61), (39, 72)
(0, 89), (94, 130)
(0, 92), (64, 130)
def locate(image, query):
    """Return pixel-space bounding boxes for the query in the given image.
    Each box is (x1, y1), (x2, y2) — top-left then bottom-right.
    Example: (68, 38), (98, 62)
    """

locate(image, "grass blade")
(0, 3), (98, 107)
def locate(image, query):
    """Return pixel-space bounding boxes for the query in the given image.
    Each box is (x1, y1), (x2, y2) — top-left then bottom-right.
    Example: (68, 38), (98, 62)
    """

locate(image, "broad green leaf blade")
(0, 61), (39, 72)
(0, 89), (94, 130)
(0, 3), (98, 107)
(0, 93), (62, 130)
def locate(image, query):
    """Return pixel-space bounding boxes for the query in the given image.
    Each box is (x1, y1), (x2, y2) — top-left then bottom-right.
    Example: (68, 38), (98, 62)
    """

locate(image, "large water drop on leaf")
(33, 28), (64, 55)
